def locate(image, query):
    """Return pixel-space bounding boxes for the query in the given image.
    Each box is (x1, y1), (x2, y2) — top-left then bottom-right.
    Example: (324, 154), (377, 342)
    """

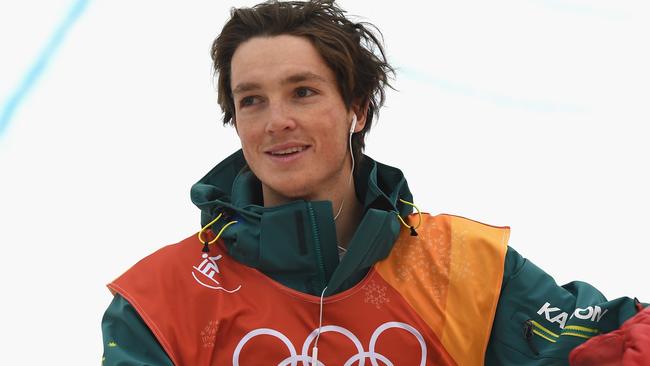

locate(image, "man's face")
(231, 35), (363, 205)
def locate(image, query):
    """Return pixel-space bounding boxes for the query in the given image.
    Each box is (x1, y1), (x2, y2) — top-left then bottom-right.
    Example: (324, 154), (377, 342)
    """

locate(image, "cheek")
(236, 124), (258, 150)
(236, 129), (263, 170)
(325, 124), (350, 156)
(311, 108), (348, 145)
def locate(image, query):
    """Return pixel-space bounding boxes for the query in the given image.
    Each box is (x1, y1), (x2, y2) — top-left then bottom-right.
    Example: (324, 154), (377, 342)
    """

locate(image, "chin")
(276, 183), (312, 199)
(264, 178), (315, 203)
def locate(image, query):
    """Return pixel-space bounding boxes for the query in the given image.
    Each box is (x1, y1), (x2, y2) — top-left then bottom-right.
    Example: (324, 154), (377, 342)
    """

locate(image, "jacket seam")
(480, 229), (510, 363)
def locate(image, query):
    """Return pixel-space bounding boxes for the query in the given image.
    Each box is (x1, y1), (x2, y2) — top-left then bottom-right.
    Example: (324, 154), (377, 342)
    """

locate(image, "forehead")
(230, 35), (335, 90)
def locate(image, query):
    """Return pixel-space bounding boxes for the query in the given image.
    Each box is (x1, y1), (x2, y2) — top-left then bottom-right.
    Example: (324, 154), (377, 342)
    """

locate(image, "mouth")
(265, 145), (310, 161)
(268, 146), (308, 156)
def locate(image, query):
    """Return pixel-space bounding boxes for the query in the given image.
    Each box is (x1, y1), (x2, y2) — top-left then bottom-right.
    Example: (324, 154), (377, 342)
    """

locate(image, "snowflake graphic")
(423, 281), (447, 302)
(391, 228), (452, 303)
(395, 232), (450, 279)
(450, 229), (475, 281)
(395, 238), (434, 282)
(200, 320), (220, 348)
(363, 280), (390, 309)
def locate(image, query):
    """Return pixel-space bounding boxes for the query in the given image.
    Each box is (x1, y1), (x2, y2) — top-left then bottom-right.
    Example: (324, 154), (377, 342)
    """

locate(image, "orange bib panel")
(109, 214), (508, 365)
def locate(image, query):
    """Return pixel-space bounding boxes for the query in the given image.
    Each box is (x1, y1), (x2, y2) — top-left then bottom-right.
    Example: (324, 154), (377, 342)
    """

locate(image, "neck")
(332, 179), (363, 249)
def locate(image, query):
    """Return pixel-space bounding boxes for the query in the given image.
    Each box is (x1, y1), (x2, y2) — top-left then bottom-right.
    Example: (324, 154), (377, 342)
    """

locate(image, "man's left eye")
(295, 87), (315, 98)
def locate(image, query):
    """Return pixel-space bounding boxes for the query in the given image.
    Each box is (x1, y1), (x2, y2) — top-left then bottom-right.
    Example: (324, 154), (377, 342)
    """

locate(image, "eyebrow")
(232, 71), (328, 95)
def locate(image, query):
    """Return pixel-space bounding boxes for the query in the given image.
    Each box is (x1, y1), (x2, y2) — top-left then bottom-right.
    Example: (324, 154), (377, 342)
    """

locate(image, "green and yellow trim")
(529, 320), (559, 343)
(561, 325), (600, 340)
(530, 320), (600, 342)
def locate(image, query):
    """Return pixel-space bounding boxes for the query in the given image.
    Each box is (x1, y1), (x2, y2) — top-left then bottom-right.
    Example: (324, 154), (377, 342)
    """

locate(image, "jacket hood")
(190, 149), (413, 295)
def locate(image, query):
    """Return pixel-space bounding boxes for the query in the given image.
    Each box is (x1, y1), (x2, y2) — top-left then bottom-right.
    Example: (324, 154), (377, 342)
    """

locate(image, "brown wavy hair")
(211, 0), (394, 160)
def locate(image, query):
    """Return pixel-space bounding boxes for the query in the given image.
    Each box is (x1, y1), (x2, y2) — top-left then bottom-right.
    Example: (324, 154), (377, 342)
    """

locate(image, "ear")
(350, 100), (369, 133)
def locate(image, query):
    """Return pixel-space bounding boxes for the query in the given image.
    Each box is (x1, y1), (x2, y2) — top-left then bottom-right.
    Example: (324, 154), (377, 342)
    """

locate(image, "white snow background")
(0, 0), (649, 364)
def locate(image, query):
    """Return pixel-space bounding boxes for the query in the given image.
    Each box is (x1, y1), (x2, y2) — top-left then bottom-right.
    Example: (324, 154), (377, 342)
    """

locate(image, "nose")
(264, 102), (296, 134)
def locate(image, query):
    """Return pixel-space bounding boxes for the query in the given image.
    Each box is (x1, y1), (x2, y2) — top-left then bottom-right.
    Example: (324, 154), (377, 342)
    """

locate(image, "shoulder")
(108, 234), (198, 290)
(415, 212), (511, 250)
(104, 232), (246, 364)
(131, 233), (202, 269)
(437, 213), (510, 234)
(384, 212), (510, 279)
(107, 231), (248, 300)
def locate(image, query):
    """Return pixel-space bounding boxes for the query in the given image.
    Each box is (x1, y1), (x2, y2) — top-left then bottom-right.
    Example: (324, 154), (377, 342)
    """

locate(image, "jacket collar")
(190, 150), (413, 295)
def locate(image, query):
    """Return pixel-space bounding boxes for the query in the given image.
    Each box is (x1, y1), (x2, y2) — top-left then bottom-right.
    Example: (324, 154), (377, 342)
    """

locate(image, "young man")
(102, 1), (649, 365)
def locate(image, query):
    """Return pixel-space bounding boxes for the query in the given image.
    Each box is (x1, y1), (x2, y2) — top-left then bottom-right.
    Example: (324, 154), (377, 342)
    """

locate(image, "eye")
(295, 87), (316, 98)
(240, 96), (259, 108)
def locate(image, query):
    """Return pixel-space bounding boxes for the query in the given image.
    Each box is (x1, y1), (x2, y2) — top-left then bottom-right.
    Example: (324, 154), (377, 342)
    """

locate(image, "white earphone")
(349, 115), (357, 134)
(333, 114), (357, 222)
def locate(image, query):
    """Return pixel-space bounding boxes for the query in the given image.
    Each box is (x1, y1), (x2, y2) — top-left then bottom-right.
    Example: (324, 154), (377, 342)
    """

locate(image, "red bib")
(109, 214), (508, 365)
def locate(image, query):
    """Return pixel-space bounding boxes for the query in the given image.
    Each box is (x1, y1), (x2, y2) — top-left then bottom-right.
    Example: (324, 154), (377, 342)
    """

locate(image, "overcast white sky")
(1, 0), (649, 364)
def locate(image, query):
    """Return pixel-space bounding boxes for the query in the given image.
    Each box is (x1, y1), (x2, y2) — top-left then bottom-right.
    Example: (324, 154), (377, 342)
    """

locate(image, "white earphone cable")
(333, 118), (356, 221)
(315, 117), (355, 363)
(311, 286), (328, 365)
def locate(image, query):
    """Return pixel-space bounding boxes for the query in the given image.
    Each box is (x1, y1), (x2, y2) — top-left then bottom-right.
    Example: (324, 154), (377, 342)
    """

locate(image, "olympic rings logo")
(232, 321), (426, 366)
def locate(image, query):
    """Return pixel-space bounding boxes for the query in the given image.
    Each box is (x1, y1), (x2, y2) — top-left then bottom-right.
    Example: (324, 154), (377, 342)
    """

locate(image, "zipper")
(306, 202), (327, 292)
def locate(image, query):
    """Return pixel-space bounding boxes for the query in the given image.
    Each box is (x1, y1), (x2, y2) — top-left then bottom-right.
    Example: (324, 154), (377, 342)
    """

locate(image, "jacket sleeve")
(101, 294), (174, 366)
(569, 305), (650, 366)
(485, 246), (642, 366)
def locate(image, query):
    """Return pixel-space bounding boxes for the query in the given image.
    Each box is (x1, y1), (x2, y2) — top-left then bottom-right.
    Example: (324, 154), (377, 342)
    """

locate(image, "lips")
(264, 143), (311, 162)
(265, 143), (310, 155)
(269, 146), (307, 155)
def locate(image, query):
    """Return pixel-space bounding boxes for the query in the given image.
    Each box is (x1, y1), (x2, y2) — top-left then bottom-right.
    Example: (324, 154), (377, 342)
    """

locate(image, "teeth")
(271, 146), (306, 155)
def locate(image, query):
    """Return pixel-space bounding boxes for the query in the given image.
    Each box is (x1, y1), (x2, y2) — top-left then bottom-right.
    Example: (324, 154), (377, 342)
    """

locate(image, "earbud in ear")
(349, 115), (357, 134)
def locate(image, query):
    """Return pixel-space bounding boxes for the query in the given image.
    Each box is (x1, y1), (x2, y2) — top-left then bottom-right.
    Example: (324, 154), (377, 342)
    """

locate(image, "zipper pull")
(523, 320), (540, 356)
(634, 297), (644, 313)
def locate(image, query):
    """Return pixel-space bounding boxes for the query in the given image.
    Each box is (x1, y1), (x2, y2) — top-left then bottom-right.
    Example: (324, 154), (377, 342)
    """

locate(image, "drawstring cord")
(311, 286), (328, 365)
(197, 212), (238, 253)
(396, 198), (422, 236)
(196, 202), (418, 364)
(193, 198), (418, 365)
(197, 198), (419, 253)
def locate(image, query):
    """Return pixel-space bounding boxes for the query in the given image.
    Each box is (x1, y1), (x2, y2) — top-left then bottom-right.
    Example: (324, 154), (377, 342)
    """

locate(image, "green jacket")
(102, 151), (641, 365)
